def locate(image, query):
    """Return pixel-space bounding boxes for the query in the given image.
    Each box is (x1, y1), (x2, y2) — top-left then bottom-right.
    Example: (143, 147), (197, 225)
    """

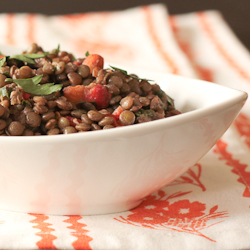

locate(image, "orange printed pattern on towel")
(169, 163), (206, 191)
(6, 14), (15, 46)
(74, 38), (128, 58)
(64, 215), (92, 250)
(115, 189), (228, 242)
(197, 12), (250, 82)
(214, 139), (250, 198)
(234, 113), (250, 149)
(29, 213), (57, 249)
(59, 12), (133, 59)
(27, 14), (36, 44)
(169, 16), (214, 82)
(142, 6), (179, 74)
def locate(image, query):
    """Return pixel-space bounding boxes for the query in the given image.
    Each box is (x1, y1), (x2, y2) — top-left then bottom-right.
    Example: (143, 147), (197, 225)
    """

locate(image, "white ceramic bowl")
(0, 70), (247, 215)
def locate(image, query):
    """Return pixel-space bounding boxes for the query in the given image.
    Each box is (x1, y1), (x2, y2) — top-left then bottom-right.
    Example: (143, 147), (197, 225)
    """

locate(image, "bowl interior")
(159, 74), (248, 113)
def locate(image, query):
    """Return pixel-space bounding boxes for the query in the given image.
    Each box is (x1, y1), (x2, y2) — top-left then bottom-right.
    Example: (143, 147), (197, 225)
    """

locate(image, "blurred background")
(1, 0), (249, 51)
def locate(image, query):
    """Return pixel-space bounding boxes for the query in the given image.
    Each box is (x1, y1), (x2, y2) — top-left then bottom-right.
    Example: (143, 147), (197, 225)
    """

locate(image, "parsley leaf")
(32, 75), (43, 85)
(155, 90), (165, 98)
(166, 94), (174, 106)
(0, 86), (12, 98)
(109, 65), (153, 82)
(54, 44), (60, 54)
(0, 56), (6, 67)
(109, 65), (127, 75)
(10, 53), (52, 64)
(85, 51), (90, 57)
(10, 44), (61, 64)
(135, 109), (155, 117)
(5, 75), (62, 95)
(21, 99), (32, 106)
(10, 54), (37, 64)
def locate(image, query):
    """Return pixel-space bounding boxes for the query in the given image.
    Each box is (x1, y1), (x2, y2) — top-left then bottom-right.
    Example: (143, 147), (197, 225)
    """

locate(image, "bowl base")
(0, 200), (143, 216)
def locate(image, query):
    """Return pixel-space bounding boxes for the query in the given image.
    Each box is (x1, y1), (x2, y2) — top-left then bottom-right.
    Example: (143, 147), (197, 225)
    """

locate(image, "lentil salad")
(0, 43), (181, 136)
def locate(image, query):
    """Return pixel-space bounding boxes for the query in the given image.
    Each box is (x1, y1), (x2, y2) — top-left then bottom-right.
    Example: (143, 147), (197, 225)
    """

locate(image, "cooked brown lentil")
(91, 123), (101, 131)
(77, 65), (90, 78)
(98, 116), (114, 127)
(8, 121), (25, 136)
(0, 119), (7, 130)
(120, 96), (133, 110)
(103, 124), (114, 129)
(45, 118), (57, 130)
(57, 117), (70, 129)
(23, 129), (34, 136)
(47, 128), (60, 135)
(0, 74), (7, 88)
(0, 105), (5, 117)
(26, 112), (42, 128)
(18, 66), (33, 79)
(42, 111), (56, 122)
(75, 122), (91, 131)
(63, 126), (77, 134)
(119, 110), (136, 125)
(87, 110), (103, 122)
(0, 43), (181, 136)
(67, 72), (82, 85)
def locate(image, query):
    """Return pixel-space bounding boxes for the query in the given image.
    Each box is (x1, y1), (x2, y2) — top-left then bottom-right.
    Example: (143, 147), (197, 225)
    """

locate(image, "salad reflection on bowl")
(0, 44), (248, 215)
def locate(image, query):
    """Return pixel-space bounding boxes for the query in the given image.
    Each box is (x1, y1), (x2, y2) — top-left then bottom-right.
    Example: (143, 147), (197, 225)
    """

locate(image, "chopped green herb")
(154, 89), (174, 107)
(70, 54), (76, 61)
(45, 44), (60, 56)
(166, 94), (174, 106)
(10, 44), (61, 64)
(89, 101), (97, 106)
(109, 65), (153, 82)
(10, 54), (36, 64)
(109, 65), (127, 75)
(85, 51), (90, 57)
(155, 90), (165, 98)
(1, 71), (10, 77)
(54, 44), (60, 54)
(32, 75), (43, 85)
(21, 99), (32, 106)
(0, 86), (12, 98)
(5, 75), (62, 95)
(0, 56), (6, 67)
(21, 53), (51, 59)
(135, 109), (155, 117)
(10, 52), (52, 64)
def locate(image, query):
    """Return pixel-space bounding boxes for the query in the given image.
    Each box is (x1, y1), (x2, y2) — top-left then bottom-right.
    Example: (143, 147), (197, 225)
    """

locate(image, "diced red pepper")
(65, 116), (82, 127)
(63, 85), (85, 104)
(112, 116), (123, 127)
(101, 112), (123, 127)
(22, 92), (31, 100)
(63, 83), (111, 110)
(73, 61), (82, 66)
(112, 106), (124, 120)
(111, 106), (125, 127)
(85, 84), (111, 109)
(82, 54), (104, 74)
